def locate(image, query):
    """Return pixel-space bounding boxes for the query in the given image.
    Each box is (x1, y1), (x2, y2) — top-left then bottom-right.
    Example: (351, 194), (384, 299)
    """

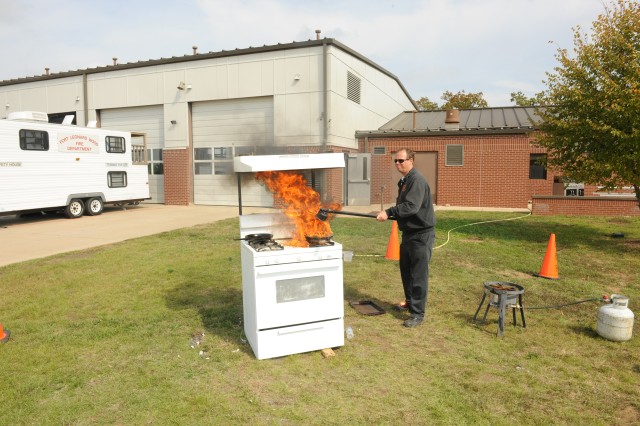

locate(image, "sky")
(0, 0), (607, 106)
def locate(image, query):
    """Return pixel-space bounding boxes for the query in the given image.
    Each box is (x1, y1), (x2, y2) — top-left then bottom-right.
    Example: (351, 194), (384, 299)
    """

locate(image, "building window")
(106, 136), (126, 153)
(19, 129), (49, 151)
(147, 149), (163, 175)
(194, 148), (212, 175)
(347, 71), (361, 104)
(107, 171), (127, 188)
(529, 154), (547, 179)
(194, 146), (233, 175)
(446, 145), (464, 166)
(213, 147), (233, 175)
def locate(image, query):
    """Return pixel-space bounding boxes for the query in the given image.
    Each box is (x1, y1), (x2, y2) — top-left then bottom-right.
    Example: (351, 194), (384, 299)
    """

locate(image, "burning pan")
(305, 235), (333, 245)
(236, 233), (273, 241)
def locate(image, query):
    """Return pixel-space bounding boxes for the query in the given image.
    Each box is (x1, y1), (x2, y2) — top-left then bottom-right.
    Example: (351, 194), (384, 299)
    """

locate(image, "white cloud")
(0, 0), (607, 106)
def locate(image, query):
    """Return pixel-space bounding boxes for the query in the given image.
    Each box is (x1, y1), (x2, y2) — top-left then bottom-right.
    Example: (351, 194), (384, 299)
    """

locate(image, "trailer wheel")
(85, 197), (104, 216)
(64, 199), (85, 218)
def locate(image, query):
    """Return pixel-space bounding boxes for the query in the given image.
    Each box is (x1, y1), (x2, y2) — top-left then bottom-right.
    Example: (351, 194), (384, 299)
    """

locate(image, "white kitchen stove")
(240, 213), (344, 360)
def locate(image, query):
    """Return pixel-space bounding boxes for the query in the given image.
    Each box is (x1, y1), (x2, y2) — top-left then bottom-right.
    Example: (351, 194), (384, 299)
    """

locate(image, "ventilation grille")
(446, 145), (464, 166)
(373, 146), (386, 155)
(347, 71), (361, 104)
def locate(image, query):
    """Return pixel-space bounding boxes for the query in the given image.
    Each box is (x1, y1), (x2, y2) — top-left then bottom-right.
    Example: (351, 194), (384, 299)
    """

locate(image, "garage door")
(100, 106), (164, 203)
(192, 97), (274, 206)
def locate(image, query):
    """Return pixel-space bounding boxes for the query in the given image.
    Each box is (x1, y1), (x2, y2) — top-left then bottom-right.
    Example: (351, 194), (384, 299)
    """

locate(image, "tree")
(536, 0), (640, 205)
(415, 96), (439, 111)
(440, 90), (488, 109)
(510, 91), (545, 106)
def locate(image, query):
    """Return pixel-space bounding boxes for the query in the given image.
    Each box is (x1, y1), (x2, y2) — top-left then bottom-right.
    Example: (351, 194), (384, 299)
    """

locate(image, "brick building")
(353, 107), (639, 216)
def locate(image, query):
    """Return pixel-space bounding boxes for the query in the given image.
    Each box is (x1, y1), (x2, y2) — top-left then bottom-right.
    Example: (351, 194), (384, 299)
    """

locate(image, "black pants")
(400, 231), (434, 318)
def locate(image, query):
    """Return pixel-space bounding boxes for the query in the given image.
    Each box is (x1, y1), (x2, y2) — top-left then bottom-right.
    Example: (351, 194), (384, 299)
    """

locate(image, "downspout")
(322, 41), (329, 150)
(82, 72), (88, 126)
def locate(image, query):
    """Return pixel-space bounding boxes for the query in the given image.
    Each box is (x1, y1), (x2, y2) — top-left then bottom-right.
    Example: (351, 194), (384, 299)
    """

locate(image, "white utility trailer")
(0, 111), (150, 218)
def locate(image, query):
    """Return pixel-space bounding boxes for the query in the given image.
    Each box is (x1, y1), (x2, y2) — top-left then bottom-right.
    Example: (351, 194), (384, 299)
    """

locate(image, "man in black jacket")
(376, 148), (435, 327)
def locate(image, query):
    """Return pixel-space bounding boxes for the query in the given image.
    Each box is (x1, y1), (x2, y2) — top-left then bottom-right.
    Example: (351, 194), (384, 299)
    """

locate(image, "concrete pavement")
(0, 203), (384, 267)
(0, 203), (526, 267)
(0, 204), (258, 267)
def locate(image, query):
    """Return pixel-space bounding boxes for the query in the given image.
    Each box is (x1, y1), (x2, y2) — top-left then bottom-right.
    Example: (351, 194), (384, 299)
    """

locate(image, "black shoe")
(393, 301), (409, 311)
(403, 316), (424, 328)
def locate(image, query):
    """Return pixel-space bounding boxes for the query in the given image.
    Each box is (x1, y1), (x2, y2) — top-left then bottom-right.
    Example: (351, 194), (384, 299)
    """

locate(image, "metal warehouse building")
(0, 36), (416, 207)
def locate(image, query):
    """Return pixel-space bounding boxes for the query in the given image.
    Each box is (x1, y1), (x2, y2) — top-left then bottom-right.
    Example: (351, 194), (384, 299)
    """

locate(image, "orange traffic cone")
(385, 221), (400, 261)
(0, 323), (10, 343)
(535, 233), (559, 279)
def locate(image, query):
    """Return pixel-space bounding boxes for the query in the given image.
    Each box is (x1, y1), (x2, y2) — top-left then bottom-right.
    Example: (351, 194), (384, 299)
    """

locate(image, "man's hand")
(376, 211), (388, 222)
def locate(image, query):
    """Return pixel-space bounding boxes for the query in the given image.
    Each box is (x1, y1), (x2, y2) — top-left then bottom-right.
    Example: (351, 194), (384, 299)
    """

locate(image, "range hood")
(233, 153), (345, 172)
(233, 153), (345, 215)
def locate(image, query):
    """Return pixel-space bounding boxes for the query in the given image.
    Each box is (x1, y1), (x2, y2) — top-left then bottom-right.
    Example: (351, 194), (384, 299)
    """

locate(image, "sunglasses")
(394, 159), (410, 164)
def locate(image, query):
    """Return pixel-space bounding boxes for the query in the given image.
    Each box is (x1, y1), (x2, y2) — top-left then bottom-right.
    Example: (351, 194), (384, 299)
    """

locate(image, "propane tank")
(596, 295), (634, 342)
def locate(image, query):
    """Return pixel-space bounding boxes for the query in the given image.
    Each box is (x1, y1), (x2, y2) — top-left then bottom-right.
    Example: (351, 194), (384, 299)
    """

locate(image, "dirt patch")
(622, 239), (640, 249)
(461, 236), (484, 243)
(453, 258), (480, 270)
(617, 405), (639, 425)
(497, 269), (532, 280)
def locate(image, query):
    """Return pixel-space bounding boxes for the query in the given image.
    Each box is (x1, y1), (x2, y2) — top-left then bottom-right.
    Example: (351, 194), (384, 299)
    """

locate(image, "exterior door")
(390, 151), (437, 204)
(346, 153), (371, 206)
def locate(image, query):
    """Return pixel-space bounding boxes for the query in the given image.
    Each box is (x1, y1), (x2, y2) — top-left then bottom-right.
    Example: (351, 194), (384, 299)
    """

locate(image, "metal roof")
(0, 38), (418, 110)
(357, 106), (544, 137)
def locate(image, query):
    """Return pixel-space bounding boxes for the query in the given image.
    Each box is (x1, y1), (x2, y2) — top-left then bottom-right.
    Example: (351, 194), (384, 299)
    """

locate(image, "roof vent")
(112, 57), (118, 66)
(315, 29), (321, 40)
(445, 109), (460, 130)
(44, 67), (50, 75)
(192, 45), (198, 55)
(7, 111), (49, 122)
(445, 109), (460, 123)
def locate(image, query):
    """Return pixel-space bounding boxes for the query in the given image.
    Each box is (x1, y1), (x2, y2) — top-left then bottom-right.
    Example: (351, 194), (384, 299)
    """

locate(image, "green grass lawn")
(0, 211), (638, 425)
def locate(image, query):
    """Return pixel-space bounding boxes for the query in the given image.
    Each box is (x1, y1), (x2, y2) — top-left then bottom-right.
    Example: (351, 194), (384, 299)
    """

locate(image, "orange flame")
(256, 171), (340, 246)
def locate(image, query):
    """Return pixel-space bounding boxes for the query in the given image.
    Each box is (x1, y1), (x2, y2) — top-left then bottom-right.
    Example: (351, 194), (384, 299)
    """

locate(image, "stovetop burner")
(247, 238), (284, 252)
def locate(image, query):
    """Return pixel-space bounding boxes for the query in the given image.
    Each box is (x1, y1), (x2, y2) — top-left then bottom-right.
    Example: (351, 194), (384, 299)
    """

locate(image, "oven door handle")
(277, 325), (324, 336)
(255, 259), (342, 276)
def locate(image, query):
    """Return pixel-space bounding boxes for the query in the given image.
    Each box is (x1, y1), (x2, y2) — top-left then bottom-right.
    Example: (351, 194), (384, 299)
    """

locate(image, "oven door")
(253, 258), (343, 330)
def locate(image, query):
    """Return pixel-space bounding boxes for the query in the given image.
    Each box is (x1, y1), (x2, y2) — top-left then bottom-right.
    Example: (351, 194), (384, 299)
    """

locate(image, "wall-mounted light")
(75, 96), (80, 102)
(177, 81), (186, 90)
(186, 84), (192, 90)
(294, 74), (301, 80)
(5, 104), (9, 109)
(170, 120), (177, 125)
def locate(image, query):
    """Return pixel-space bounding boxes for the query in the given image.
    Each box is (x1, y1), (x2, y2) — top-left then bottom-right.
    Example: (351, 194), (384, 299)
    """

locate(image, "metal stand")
(473, 281), (526, 337)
